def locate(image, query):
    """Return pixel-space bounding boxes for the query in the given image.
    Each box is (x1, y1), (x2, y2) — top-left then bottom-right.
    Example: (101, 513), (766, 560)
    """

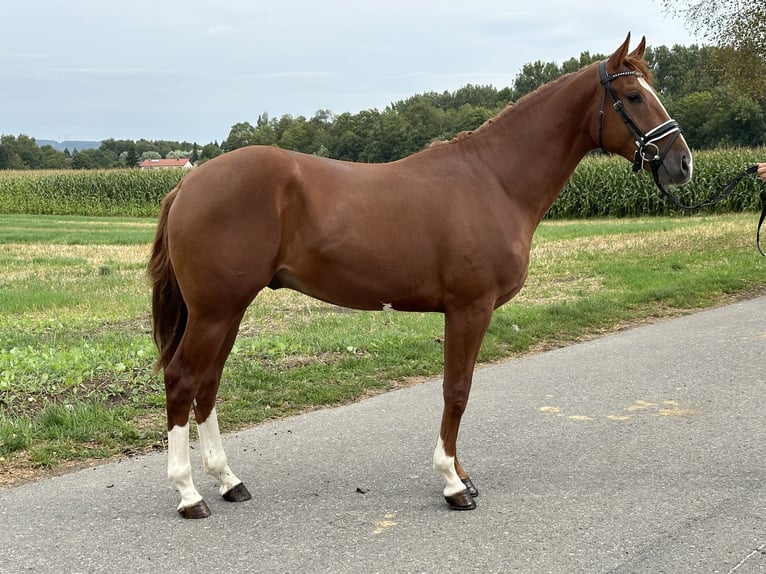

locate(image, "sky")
(1, 1), (701, 145)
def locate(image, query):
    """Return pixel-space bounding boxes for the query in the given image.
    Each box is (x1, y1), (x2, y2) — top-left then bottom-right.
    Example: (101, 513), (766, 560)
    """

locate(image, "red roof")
(138, 158), (192, 168)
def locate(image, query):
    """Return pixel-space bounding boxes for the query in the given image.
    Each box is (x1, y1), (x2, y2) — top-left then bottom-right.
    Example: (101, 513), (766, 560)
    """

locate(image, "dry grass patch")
(1, 242), (150, 267)
(533, 217), (748, 258)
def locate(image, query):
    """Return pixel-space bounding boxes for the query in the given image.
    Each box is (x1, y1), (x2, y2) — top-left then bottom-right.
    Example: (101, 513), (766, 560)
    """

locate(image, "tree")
(166, 149), (192, 159)
(3, 135), (43, 169)
(645, 44), (721, 97)
(451, 84), (507, 109)
(662, 0), (765, 53)
(671, 88), (766, 148)
(125, 146), (139, 168)
(363, 109), (409, 162)
(279, 116), (317, 153)
(447, 104), (496, 135)
(39, 146), (69, 169)
(561, 52), (604, 74)
(222, 122), (257, 152)
(331, 112), (367, 161)
(0, 142), (24, 169)
(511, 61), (563, 100)
(70, 150), (93, 169)
(661, 0), (766, 98)
(199, 143), (222, 162)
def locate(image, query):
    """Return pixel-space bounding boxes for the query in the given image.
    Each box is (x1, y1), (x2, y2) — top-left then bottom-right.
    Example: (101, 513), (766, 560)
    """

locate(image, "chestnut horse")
(149, 34), (692, 518)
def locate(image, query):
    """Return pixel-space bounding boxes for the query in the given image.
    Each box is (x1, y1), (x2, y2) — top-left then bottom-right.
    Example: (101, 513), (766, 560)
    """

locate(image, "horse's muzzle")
(656, 147), (693, 187)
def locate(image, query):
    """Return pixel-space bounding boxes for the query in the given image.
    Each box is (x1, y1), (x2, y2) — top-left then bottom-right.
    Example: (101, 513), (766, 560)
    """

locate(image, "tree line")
(0, 135), (221, 170)
(1, 43), (763, 171)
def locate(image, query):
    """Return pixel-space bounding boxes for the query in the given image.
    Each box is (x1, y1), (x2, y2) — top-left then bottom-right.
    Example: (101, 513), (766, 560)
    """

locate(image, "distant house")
(138, 158), (193, 170)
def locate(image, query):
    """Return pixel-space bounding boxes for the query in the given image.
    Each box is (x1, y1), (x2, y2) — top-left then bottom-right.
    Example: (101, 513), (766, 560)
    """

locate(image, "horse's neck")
(470, 67), (599, 221)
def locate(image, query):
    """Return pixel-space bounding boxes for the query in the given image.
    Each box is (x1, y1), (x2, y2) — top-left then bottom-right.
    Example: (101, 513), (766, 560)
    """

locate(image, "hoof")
(445, 489), (477, 510)
(222, 482), (252, 503)
(178, 499), (211, 519)
(462, 477), (479, 498)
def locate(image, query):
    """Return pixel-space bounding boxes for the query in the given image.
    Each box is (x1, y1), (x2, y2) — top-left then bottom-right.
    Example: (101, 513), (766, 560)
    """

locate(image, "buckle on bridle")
(632, 143), (661, 172)
(640, 143), (661, 163)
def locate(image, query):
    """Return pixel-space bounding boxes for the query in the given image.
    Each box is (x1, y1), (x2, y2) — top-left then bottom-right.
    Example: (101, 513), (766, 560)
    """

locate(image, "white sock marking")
(167, 423), (203, 510)
(433, 436), (466, 497)
(198, 407), (243, 495)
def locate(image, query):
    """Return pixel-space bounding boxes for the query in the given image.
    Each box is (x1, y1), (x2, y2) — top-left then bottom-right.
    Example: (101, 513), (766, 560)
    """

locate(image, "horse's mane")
(427, 103), (515, 149)
(428, 55), (652, 149)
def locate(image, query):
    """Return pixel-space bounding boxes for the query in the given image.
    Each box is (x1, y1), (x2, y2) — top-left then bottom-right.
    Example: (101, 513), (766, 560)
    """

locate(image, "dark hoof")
(445, 489), (477, 510)
(178, 499), (211, 519)
(462, 477), (479, 498)
(222, 482), (252, 503)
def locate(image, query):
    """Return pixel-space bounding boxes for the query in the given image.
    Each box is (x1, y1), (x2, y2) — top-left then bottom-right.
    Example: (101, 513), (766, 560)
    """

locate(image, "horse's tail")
(148, 186), (186, 373)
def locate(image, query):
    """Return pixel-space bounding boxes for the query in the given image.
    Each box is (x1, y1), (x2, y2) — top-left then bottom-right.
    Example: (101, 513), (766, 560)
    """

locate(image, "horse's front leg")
(433, 304), (493, 510)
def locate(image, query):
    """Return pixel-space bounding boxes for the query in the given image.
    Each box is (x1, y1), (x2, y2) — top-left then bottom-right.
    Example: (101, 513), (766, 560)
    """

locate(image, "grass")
(1, 211), (765, 485)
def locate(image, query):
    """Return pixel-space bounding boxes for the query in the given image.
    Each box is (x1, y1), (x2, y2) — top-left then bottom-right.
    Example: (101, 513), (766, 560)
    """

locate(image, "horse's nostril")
(682, 155), (691, 176)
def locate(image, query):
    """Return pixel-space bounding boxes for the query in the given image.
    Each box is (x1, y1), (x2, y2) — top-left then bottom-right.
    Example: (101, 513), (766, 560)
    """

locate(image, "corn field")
(0, 148), (763, 218)
(0, 169), (184, 217)
(549, 147), (766, 218)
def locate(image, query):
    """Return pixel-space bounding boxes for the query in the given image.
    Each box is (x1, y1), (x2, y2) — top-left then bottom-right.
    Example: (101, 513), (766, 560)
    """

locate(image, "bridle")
(597, 60), (765, 255)
(597, 60), (683, 186)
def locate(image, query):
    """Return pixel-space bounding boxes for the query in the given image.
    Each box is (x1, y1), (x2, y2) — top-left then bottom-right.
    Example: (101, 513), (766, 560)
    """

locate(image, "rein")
(658, 164), (765, 256)
(598, 61), (766, 255)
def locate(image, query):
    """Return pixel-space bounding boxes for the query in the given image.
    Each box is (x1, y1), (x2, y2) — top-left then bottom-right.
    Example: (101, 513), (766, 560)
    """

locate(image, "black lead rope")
(652, 165), (765, 255)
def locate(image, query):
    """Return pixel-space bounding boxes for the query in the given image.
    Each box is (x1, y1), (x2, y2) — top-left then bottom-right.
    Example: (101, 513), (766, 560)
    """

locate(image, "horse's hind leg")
(196, 406), (251, 502)
(194, 317), (251, 504)
(167, 416), (204, 518)
(165, 311), (245, 518)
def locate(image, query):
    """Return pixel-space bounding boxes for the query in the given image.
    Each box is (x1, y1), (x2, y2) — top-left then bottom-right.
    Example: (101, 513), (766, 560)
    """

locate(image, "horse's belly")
(269, 264), (444, 312)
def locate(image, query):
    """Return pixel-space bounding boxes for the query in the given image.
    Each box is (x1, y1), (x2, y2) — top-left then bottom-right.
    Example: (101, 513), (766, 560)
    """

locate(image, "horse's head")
(596, 33), (693, 187)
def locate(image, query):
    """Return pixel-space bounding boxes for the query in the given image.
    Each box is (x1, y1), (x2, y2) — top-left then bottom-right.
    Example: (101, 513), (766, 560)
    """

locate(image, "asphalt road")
(2, 297), (766, 573)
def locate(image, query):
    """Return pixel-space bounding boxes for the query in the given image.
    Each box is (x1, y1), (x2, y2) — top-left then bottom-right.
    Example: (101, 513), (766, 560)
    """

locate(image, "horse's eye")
(626, 92), (643, 104)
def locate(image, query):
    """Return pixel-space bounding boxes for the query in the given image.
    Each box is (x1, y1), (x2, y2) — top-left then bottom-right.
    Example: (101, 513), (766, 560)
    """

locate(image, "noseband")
(597, 61), (683, 186)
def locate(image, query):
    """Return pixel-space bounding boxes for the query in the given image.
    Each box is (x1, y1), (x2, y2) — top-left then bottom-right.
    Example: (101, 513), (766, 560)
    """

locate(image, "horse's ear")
(629, 36), (647, 59)
(606, 32), (632, 73)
